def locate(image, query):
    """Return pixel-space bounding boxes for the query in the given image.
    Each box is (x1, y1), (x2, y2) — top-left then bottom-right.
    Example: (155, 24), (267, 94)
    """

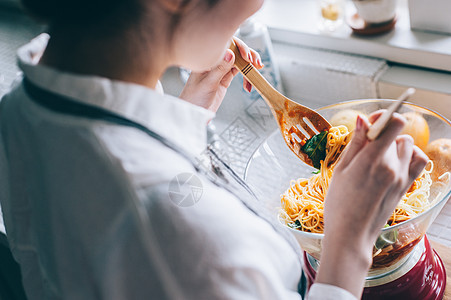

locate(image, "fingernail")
(224, 51), (233, 63)
(246, 82), (252, 92)
(356, 115), (363, 130)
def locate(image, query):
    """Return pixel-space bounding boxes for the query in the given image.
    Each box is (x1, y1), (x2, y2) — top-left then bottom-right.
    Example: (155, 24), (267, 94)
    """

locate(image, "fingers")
(396, 135), (414, 166)
(249, 49), (264, 69)
(336, 115), (370, 168)
(242, 47), (261, 91)
(366, 113), (406, 156)
(243, 78), (252, 92)
(220, 68), (239, 89)
(409, 145), (429, 181)
(208, 49), (235, 83)
(380, 141), (426, 223)
(233, 37), (263, 68)
(368, 110), (384, 124)
(395, 135), (415, 186)
(395, 136), (428, 182)
(233, 37), (252, 63)
(232, 37), (263, 94)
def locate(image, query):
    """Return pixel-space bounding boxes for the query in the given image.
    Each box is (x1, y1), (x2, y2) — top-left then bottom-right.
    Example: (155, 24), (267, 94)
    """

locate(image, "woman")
(0, 0), (427, 299)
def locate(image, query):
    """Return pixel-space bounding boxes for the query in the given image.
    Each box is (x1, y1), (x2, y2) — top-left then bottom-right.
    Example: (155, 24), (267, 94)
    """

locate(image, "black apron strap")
(22, 78), (302, 259)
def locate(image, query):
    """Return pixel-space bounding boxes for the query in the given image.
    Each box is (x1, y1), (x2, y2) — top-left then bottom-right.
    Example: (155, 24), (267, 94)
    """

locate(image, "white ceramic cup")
(352, 0), (397, 24)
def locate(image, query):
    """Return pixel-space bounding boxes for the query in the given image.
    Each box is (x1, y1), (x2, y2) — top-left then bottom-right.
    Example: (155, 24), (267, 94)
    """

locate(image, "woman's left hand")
(179, 37), (263, 113)
(316, 112), (428, 298)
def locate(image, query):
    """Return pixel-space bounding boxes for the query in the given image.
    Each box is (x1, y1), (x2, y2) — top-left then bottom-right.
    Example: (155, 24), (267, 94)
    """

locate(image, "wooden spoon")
(229, 41), (331, 167)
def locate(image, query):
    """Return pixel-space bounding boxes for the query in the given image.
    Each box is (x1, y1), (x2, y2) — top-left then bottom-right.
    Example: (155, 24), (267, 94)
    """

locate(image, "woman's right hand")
(316, 112), (428, 298)
(179, 37), (262, 113)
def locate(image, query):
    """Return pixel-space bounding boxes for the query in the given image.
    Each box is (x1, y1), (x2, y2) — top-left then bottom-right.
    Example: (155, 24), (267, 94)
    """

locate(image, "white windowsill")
(254, 0), (451, 72)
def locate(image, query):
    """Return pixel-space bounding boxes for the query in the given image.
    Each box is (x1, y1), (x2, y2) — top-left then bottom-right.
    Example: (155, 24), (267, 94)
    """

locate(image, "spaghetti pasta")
(280, 125), (433, 233)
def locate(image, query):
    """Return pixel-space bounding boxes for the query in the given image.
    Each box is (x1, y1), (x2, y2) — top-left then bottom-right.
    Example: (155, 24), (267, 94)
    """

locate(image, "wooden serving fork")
(229, 41), (331, 168)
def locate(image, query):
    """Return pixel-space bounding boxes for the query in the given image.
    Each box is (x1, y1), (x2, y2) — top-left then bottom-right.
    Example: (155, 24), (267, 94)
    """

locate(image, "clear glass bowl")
(244, 99), (451, 277)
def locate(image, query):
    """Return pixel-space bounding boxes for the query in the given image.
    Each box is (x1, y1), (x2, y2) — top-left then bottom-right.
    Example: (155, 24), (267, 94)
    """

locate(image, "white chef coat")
(0, 34), (356, 300)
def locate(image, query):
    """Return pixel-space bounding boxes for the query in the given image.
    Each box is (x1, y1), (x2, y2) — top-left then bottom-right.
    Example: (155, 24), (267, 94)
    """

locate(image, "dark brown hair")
(21, 0), (220, 28)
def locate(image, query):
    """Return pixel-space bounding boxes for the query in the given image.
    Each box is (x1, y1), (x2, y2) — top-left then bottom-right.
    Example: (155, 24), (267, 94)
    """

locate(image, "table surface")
(431, 240), (451, 300)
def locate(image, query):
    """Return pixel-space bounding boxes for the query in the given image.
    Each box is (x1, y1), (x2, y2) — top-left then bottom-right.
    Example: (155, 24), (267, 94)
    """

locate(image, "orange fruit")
(401, 112), (429, 151)
(425, 138), (451, 181)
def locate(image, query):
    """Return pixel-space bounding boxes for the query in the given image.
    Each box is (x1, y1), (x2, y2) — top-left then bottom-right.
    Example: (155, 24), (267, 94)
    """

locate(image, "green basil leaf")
(288, 220), (302, 230)
(301, 131), (328, 169)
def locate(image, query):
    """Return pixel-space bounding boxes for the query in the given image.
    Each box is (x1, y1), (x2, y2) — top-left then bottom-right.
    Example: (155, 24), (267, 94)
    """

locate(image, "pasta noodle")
(280, 126), (433, 233)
